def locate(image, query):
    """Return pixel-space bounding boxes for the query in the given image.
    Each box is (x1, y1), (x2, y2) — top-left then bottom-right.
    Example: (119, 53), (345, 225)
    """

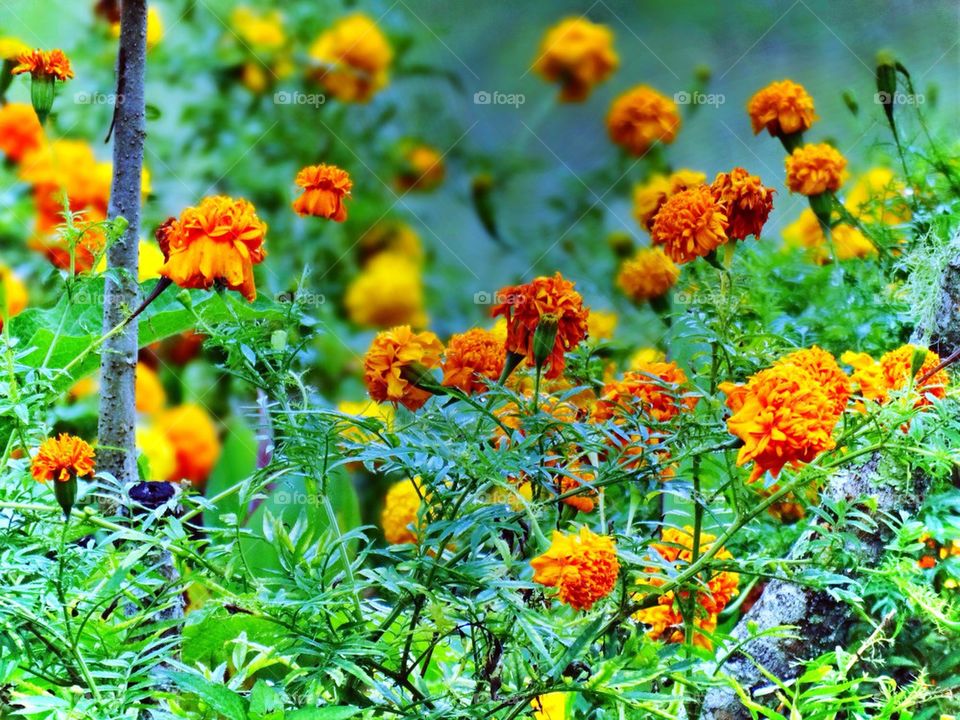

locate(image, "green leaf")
(204, 415), (259, 527)
(249, 680), (283, 720)
(166, 671), (248, 720)
(287, 708), (360, 720)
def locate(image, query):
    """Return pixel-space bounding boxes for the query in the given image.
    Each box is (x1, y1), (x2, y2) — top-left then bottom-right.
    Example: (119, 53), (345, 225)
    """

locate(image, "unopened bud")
(910, 347), (928, 380)
(54, 475), (77, 519)
(30, 75), (56, 125)
(841, 90), (858, 117)
(532, 314), (559, 370)
(607, 231), (634, 259)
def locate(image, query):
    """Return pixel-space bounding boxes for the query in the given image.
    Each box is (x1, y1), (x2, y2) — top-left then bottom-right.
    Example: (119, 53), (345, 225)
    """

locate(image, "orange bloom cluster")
(785, 143), (847, 196)
(721, 362), (839, 482)
(30, 433), (95, 483)
(381, 477), (423, 545)
(442, 328), (505, 395)
(364, 325), (444, 411)
(651, 185), (729, 264)
(634, 526), (739, 648)
(633, 169), (706, 232)
(308, 13), (393, 102)
(558, 466), (598, 513)
(493, 393), (579, 447)
(747, 79), (817, 137)
(395, 144), (445, 192)
(616, 247), (679, 303)
(607, 85), (680, 156)
(12, 48), (74, 81)
(594, 361), (696, 424)
(292, 164), (352, 221)
(531, 526), (619, 610)
(710, 167), (774, 241)
(774, 346), (851, 418)
(491, 272), (589, 379)
(156, 404), (222, 488)
(158, 195), (268, 301)
(844, 345), (948, 407)
(0, 103), (44, 163)
(533, 17), (618, 102)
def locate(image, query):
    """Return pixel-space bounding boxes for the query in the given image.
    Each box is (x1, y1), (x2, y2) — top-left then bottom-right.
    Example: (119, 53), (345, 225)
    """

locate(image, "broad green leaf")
(166, 671), (248, 720)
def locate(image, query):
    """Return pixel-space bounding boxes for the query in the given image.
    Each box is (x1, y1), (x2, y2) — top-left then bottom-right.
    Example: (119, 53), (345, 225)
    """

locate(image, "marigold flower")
(0, 103), (43, 163)
(381, 477), (423, 545)
(785, 143), (847, 196)
(395, 144), (445, 192)
(156, 404), (221, 487)
(710, 167), (774, 241)
(12, 48), (73, 81)
(363, 325), (444, 411)
(493, 393), (579, 448)
(358, 221), (422, 266)
(230, 7), (286, 50)
(97, 240), (165, 281)
(531, 693), (568, 720)
(761, 482), (818, 523)
(491, 272), (588, 379)
(0, 263), (28, 329)
(30, 433), (95, 483)
(747, 79), (817, 137)
(337, 399), (395, 446)
(345, 253), (426, 328)
(841, 350), (889, 405)
(442, 328), (505, 395)
(844, 167), (911, 226)
(110, 6), (164, 49)
(629, 347), (666, 368)
(651, 185), (729, 264)
(633, 169), (706, 232)
(720, 364), (838, 482)
(158, 195), (268, 301)
(292, 163), (352, 221)
(594, 361), (696, 424)
(879, 344), (947, 406)
(782, 208), (876, 263)
(616, 247), (679, 302)
(0, 37), (29, 61)
(136, 425), (175, 481)
(308, 13), (393, 102)
(558, 465), (598, 513)
(532, 17), (618, 102)
(587, 309), (618, 341)
(531, 526), (619, 611)
(135, 364), (166, 415)
(774, 346), (850, 419)
(607, 85), (681, 155)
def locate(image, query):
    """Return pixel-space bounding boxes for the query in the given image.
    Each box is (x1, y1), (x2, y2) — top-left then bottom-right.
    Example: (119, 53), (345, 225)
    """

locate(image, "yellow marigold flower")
(381, 477), (422, 545)
(69, 376), (97, 400)
(442, 328), (505, 395)
(135, 364), (166, 415)
(841, 350), (889, 405)
(747, 79), (817, 137)
(308, 13), (393, 102)
(230, 7), (285, 50)
(785, 143), (847, 196)
(358, 221), (422, 266)
(616, 247), (679, 302)
(607, 85), (681, 155)
(292, 163), (352, 221)
(720, 364), (838, 483)
(30, 433), (95, 483)
(710, 167), (774, 241)
(531, 526), (619, 611)
(110, 6), (164, 49)
(345, 253), (426, 329)
(782, 208), (876, 263)
(11, 49), (74, 81)
(158, 195), (268, 301)
(337, 399), (395, 444)
(95, 239), (165, 281)
(364, 325), (444, 411)
(0, 263), (28, 329)
(774, 345), (850, 419)
(651, 185), (729, 264)
(533, 17), (618, 102)
(136, 425), (175, 481)
(0, 103), (43, 163)
(629, 347), (666, 368)
(0, 37), (29, 61)
(492, 272), (589, 379)
(587, 309), (618, 341)
(395, 144), (445, 192)
(761, 482), (818, 523)
(879, 344), (947, 406)
(156, 404), (221, 488)
(594, 361), (696, 424)
(531, 692), (568, 720)
(844, 167), (911, 225)
(633, 169), (706, 232)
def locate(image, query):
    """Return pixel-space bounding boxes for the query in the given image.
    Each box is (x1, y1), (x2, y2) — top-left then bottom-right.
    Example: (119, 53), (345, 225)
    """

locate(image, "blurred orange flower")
(395, 144), (445, 192)
(364, 325), (444, 411)
(616, 247), (679, 303)
(0, 103), (43, 163)
(633, 169), (706, 232)
(0, 263), (28, 330)
(533, 17), (618, 102)
(12, 48), (74, 81)
(710, 167), (774, 241)
(594, 361), (696, 424)
(531, 526), (619, 610)
(156, 404), (221, 487)
(292, 163), (352, 221)
(442, 328), (505, 395)
(651, 185), (728, 264)
(381, 477), (423, 545)
(31, 433), (95, 483)
(747, 79), (817, 137)
(785, 143), (847, 196)
(135, 364), (166, 415)
(782, 208), (876, 263)
(607, 85), (681, 155)
(308, 13), (392, 102)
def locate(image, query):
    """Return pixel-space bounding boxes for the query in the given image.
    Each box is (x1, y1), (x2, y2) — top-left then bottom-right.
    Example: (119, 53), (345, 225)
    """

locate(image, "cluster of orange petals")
(533, 17), (618, 102)
(633, 169), (706, 232)
(441, 328), (505, 395)
(634, 526), (739, 648)
(0, 103), (44, 163)
(651, 185), (729, 264)
(710, 167), (774, 241)
(531, 526), (619, 610)
(785, 143), (847, 196)
(30, 433), (95, 483)
(747, 79), (817, 137)
(12, 48), (74, 81)
(364, 325), (444, 411)
(774, 345), (851, 418)
(156, 404), (222, 488)
(292, 164), (352, 221)
(607, 85), (681, 156)
(158, 195), (268, 301)
(844, 345), (948, 407)
(594, 361), (696, 424)
(616, 247), (679, 303)
(491, 272), (589, 379)
(557, 466), (598, 513)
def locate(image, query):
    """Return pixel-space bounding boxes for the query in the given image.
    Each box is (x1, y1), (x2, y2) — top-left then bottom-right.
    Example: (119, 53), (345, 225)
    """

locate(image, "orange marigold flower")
(651, 185), (729, 264)
(633, 169), (706, 232)
(782, 208), (876, 263)
(879, 344), (947, 406)
(442, 328), (505, 395)
(156, 404), (221, 487)
(785, 143), (847, 196)
(491, 272), (589, 379)
(381, 477), (423, 545)
(135, 364), (166, 415)
(710, 167), (774, 241)
(0, 263), (28, 329)
(30, 434), (95, 483)
(594, 361), (696, 424)
(532, 17), (618, 102)
(363, 325), (444, 411)
(493, 393), (579, 448)
(721, 364), (838, 483)
(308, 13), (393, 102)
(841, 350), (889, 405)
(774, 346), (850, 419)
(158, 195), (268, 301)
(531, 526), (619, 611)
(292, 163), (352, 221)
(556, 463), (598, 513)
(607, 85), (681, 156)
(616, 247), (679, 303)
(747, 79), (817, 137)
(12, 48), (74, 81)
(395, 144), (445, 192)
(0, 103), (43, 163)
